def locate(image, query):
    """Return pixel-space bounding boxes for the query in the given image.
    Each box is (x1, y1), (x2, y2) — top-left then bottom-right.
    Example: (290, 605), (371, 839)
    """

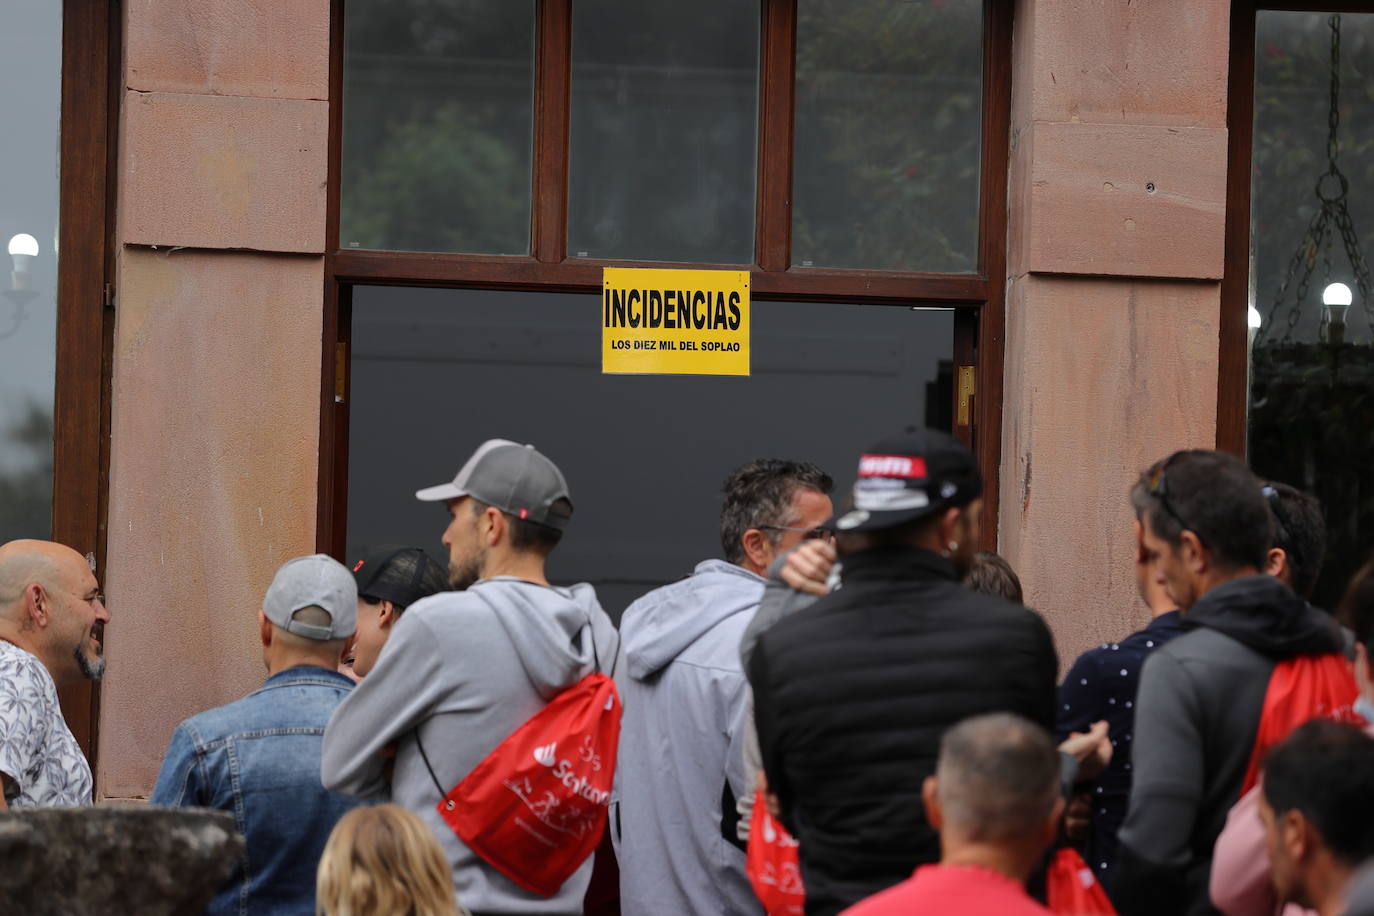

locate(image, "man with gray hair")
(614, 458), (833, 916)
(0, 539), (108, 808)
(842, 714), (1062, 915)
(151, 554), (367, 916)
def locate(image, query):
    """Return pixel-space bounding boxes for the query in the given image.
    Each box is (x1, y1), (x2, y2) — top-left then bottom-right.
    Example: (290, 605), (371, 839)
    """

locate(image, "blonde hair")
(317, 805), (462, 916)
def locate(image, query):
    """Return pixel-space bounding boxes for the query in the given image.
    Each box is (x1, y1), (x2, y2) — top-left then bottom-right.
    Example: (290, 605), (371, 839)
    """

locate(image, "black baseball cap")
(350, 545), (449, 611)
(829, 428), (982, 532)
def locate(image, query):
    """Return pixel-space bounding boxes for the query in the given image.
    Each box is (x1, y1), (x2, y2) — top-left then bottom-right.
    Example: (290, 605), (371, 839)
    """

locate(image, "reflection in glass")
(341, 0), (535, 254)
(346, 286), (953, 619)
(792, 0), (982, 272)
(568, 0), (759, 264)
(1249, 11), (1374, 608)
(0, 2), (59, 541)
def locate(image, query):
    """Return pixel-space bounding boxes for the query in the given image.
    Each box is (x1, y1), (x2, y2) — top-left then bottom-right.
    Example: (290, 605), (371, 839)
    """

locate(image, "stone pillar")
(1001, 2), (1230, 663)
(100, 0), (330, 799)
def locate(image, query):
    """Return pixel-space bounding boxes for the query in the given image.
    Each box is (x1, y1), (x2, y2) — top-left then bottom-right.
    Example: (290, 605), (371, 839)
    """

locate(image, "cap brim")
(826, 504), (940, 533)
(416, 483), (467, 502)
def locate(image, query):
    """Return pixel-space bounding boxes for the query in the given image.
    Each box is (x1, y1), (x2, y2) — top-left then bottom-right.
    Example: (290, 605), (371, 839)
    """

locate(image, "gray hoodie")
(321, 577), (621, 916)
(612, 559), (766, 916)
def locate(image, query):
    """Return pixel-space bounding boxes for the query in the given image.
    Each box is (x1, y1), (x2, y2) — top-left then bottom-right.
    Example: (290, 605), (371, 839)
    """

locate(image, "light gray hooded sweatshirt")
(321, 577), (621, 916)
(612, 559), (766, 916)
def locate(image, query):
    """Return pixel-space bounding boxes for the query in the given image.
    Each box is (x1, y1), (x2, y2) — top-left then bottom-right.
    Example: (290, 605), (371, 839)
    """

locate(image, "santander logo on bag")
(436, 671), (622, 897)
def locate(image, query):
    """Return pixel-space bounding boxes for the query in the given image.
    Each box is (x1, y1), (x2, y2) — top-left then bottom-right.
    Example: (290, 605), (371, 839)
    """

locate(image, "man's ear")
(1281, 809), (1311, 863)
(23, 583), (47, 630)
(937, 507), (963, 551)
(258, 610), (273, 649)
(1266, 547), (1288, 580)
(378, 600), (398, 630)
(1179, 530), (1208, 576)
(740, 529), (772, 570)
(482, 506), (506, 547)
(922, 776), (943, 831)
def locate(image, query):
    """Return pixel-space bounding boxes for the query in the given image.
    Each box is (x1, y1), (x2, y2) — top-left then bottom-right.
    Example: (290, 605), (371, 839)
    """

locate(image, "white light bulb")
(7, 234), (38, 258)
(1248, 305), (1262, 329)
(1322, 282), (1353, 307)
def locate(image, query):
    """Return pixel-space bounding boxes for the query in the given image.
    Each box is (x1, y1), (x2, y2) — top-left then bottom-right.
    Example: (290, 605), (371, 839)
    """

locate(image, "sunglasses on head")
(1147, 457), (1206, 548)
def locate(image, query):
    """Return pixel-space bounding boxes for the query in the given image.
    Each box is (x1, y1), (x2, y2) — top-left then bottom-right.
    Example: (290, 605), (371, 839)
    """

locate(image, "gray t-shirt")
(0, 641), (92, 807)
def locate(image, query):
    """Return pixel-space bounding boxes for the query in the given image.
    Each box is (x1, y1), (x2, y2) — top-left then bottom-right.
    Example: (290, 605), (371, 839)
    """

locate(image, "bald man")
(0, 539), (109, 808)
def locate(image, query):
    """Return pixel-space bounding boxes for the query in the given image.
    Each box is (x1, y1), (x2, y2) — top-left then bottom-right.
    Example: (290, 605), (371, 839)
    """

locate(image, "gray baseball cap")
(263, 554), (358, 640)
(416, 438), (573, 531)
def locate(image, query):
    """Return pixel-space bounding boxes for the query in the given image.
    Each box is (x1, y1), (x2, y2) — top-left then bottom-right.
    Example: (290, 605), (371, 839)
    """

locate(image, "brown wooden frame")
(1218, 1), (1373, 455)
(53, 0), (119, 762)
(320, 0), (1013, 555)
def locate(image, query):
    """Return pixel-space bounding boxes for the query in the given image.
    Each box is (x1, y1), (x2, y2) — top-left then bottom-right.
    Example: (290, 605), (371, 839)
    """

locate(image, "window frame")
(320, 0), (1013, 556)
(1218, 1), (1374, 454)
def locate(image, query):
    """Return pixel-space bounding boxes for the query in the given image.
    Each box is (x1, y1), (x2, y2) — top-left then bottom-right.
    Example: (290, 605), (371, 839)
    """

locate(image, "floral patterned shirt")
(0, 641), (92, 807)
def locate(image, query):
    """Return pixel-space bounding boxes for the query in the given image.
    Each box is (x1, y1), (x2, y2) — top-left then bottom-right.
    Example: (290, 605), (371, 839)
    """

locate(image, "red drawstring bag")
(1240, 652), (1359, 794)
(746, 787), (806, 916)
(1046, 846), (1117, 915)
(419, 672), (622, 898)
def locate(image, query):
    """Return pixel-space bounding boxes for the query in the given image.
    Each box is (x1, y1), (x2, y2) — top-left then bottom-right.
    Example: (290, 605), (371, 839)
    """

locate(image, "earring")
(947, 541), (959, 553)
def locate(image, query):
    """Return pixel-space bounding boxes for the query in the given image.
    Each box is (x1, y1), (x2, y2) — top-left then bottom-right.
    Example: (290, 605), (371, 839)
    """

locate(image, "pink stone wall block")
(1020, 122), (1228, 280)
(100, 248), (323, 799)
(1016, 0), (1229, 129)
(121, 91), (328, 253)
(998, 276), (1220, 668)
(125, 0), (330, 100)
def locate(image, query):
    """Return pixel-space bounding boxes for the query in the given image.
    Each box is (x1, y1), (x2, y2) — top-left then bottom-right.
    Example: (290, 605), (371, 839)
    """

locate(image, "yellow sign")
(601, 267), (750, 376)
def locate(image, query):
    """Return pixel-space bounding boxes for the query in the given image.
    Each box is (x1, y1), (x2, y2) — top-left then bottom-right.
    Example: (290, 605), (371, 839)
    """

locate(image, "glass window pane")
(792, 0), (982, 272)
(0, 1), (59, 541)
(347, 286), (954, 619)
(341, 0), (535, 254)
(1249, 11), (1374, 608)
(568, 0), (759, 264)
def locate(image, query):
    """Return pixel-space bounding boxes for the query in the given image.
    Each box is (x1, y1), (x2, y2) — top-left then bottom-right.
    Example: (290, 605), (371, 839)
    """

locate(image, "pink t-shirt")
(841, 864), (1050, 916)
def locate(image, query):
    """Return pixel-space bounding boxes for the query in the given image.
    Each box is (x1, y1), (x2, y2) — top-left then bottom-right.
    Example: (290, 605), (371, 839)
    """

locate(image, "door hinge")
(956, 365), (976, 427)
(334, 342), (347, 404)
(103, 283), (114, 308)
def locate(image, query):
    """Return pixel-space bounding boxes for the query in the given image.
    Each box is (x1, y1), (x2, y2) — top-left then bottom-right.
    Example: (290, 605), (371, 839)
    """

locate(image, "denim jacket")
(150, 665), (368, 916)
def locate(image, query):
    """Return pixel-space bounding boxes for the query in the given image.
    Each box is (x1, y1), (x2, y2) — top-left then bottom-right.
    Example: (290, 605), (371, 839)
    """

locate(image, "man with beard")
(322, 439), (621, 916)
(0, 539), (108, 808)
(749, 429), (1059, 916)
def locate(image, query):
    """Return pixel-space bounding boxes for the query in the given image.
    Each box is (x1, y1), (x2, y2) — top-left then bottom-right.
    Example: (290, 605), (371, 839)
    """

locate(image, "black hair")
(1338, 555), (1374, 652)
(472, 498), (570, 556)
(1262, 719), (1374, 866)
(1262, 481), (1327, 600)
(720, 459), (833, 564)
(964, 551), (1024, 604)
(1131, 450), (1272, 573)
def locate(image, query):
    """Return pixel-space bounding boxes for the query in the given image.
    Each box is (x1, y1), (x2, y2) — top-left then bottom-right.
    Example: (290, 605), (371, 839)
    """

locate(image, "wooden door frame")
(53, 0), (119, 765)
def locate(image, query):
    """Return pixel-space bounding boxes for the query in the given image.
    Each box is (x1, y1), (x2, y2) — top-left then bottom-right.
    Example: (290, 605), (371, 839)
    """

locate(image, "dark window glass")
(567, 0), (759, 264)
(347, 286), (954, 619)
(1249, 11), (1374, 607)
(792, 0), (982, 272)
(341, 0), (536, 254)
(0, 1), (59, 541)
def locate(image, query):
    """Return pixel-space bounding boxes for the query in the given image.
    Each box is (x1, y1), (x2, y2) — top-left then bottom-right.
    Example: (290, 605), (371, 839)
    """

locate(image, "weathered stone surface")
(100, 248), (322, 800)
(0, 807), (243, 915)
(120, 91), (328, 253)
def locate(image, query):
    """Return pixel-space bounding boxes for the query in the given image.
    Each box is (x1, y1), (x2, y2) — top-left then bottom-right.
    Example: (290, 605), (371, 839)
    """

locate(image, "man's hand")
(1064, 791), (1092, 845)
(1060, 720), (1112, 782)
(780, 540), (837, 597)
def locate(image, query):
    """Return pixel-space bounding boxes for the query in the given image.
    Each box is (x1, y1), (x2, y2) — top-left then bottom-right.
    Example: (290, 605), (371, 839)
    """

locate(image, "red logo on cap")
(519, 508), (529, 520)
(858, 455), (928, 479)
(353, 560), (365, 572)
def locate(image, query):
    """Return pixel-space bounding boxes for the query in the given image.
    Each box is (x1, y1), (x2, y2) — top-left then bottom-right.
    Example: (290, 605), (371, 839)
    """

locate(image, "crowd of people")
(2, 429), (1374, 916)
